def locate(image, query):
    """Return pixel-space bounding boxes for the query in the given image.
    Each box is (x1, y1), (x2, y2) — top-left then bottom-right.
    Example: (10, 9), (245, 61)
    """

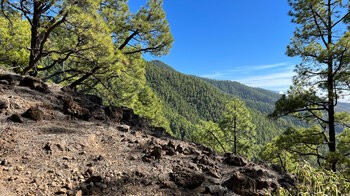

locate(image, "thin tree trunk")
(327, 0), (336, 172)
(233, 117), (237, 154)
(23, 1), (41, 75)
(207, 130), (226, 153)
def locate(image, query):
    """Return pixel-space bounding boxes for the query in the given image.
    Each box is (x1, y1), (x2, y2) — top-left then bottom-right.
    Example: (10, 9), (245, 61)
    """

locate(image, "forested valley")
(0, 0), (350, 195)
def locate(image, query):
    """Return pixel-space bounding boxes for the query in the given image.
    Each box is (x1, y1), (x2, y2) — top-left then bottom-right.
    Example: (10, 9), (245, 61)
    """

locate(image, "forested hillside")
(202, 79), (280, 114)
(145, 60), (295, 147)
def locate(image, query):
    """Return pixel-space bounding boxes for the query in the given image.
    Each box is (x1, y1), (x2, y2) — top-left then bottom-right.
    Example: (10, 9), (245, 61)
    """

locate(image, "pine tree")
(270, 0), (350, 171)
(220, 97), (256, 157)
(0, 0), (109, 75)
(0, 13), (30, 71)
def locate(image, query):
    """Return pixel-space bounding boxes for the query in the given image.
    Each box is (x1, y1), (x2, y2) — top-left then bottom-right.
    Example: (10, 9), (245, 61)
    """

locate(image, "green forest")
(145, 60), (297, 152)
(1, 0), (350, 194)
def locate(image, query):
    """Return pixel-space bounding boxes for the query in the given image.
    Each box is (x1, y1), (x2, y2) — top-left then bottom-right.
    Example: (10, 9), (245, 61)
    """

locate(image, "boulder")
(85, 175), (103, 184)
(224, 153), (247, 166)
(85, 94), (102, 105)
(104, 106), (123, 121)
(170, 167), (205, 189)
(204, 185), (228, 195)
(0, 74), (19, 85)
(63, 97), (90, 120)
(19, 76), (50, 93)
(7, 114), (23, 123)
(0, 98), (8, 111)
(162, 141), (177, 156)
(22, 106), (44, 121)
(222, 166), (295, 195)
(150, 147), (165, 160)
(222, 171), (258, 195)
(91, 107), (108, 121)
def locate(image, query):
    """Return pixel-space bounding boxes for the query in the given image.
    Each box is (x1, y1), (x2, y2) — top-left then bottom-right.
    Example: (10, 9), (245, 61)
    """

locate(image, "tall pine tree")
(270, 0), (350, 171)
(220, 97), (256, 158)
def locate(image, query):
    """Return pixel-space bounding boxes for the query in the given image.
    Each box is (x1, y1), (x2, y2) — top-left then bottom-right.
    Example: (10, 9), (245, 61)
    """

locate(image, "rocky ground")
(0, 70), (295, 196)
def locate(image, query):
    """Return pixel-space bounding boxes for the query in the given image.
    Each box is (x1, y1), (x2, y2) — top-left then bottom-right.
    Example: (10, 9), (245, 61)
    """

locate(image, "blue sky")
(128, 0), (299, 92)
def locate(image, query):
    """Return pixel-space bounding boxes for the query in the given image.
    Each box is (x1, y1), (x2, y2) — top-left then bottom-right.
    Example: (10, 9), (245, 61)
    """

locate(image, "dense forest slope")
(145, 60), (296, 147)
(202, 78), (280, 114)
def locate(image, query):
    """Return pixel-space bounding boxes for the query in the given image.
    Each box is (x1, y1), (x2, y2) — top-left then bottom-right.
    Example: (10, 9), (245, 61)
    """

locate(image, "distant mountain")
(149, 60), (176, 72)
(336, 102), (350, 113)
(201, 78), (281, 114)
(145, 60), (296, 147)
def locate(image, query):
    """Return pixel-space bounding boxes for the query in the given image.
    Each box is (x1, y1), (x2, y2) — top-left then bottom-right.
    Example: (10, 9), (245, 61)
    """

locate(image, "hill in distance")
(145, 60), (297, 147)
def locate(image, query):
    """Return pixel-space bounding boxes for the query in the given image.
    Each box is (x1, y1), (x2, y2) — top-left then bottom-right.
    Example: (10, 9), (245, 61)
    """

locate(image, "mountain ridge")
(145, 60), (296, 148)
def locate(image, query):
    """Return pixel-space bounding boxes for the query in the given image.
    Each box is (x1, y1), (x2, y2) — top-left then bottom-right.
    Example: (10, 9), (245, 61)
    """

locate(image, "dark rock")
(142, 156), (154, 163)
(94, 155), (104, 161)
(224, 153), (247, 166)
(150, 147), (164, 159)
(63, 97), (91, 120)
(0, 159), (10, 166)
(222, 166), (295, 195)
(256, 179), (270, 190)
(117, 125), (130, 132)
(176, 145), (184, 153)
(0, 99), (8, 111)
(85, 176), (103, 184)
(86, 168), (94, 176)
(222, 172), (257, 195)
(0, 74), (20, 85)
(272, 164), (283, 173)
(164, 146), (176, 156)
(194, 155), (215, 167)
(19, 76), (36, 88)
(7, 114), (23, 123)
(203, 166), (221, 179)
(162, 143), (176, 156)
(91, 107), (108, 120)
(121, 107), (144, 126)
(19, 76), (50, 93)
(204, 185), (228, 195)
(22, 106), (44, 121)
(55, 188), (67, 195)
(167, 140), (176, 149)
(160, 180), (177, 189)
(43, 142), (65, 154)
(149, 126), (171, 138)
(170, 167), (205, 189)
(43, 143), (52, 152)
(0, 80), (9, 85)
(122, 107), (135, 122)
(278, 174), (296, 189)
(104, 106), (123, 121)
(85, 94), (102, 105)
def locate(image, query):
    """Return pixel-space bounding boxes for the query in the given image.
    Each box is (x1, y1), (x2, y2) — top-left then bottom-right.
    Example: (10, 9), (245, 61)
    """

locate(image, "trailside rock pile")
(0, 70), (295, 196)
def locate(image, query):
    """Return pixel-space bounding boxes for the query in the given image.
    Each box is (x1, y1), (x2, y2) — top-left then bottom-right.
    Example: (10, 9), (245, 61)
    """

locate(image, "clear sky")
(128, 0), (300, 93)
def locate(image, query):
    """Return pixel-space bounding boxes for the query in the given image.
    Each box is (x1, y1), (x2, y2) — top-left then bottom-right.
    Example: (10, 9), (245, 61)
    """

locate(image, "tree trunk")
(233, 117), (237, 155)
(23, 1), (42, 75)
(327, 0), (337, 172)
(207, 130), (226, 153)
(328, 63), (336, 172)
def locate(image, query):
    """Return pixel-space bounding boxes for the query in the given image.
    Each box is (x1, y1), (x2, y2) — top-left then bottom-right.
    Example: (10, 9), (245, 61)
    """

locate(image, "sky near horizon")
(128, 0), (300, 93)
